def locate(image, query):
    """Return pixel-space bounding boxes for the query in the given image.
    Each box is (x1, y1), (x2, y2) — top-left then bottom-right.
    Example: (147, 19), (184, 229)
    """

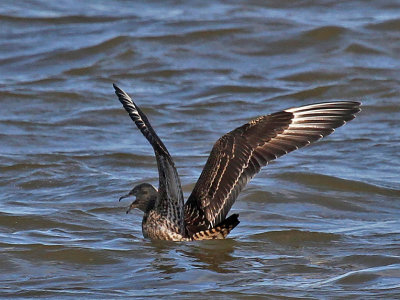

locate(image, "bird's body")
(119, 182), (239, 241)
(114, 84), (360, 241)
(141, 210), (239, 241)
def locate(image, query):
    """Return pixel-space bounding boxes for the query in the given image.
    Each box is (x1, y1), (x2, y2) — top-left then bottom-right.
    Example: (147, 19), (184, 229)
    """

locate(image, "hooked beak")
(118, 191), (138, 214)
(119, 193), (131, 202)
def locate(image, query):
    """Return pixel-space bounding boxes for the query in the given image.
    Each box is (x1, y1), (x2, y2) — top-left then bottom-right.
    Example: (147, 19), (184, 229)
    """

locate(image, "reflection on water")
(1, 0), (400, 298)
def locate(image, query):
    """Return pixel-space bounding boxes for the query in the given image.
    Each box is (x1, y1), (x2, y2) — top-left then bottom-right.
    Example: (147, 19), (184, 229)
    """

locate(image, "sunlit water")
(1, 1), (400, 298)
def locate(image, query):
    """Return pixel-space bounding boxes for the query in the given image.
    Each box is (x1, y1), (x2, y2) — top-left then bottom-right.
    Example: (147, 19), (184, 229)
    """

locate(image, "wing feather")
(113, 84), (185, 233)
(185, 101), (361, 231)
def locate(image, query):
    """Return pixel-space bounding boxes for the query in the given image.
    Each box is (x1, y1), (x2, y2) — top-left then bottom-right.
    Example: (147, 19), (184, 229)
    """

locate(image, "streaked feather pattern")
(113, 84), (185, 234)
(114, 83), (360, 240)
(185, 101), (361, 232)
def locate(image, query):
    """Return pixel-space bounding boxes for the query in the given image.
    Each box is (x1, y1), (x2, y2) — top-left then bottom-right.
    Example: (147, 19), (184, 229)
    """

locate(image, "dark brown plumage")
(114, 84), (361, 241)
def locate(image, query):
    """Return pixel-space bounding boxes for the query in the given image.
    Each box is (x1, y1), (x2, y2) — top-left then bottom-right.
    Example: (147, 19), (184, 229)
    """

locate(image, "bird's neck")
(143, 194), (157, 214)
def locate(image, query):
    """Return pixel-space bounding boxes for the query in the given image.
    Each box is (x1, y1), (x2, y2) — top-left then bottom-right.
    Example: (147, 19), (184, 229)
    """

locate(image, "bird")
(113, 83), (361, 241)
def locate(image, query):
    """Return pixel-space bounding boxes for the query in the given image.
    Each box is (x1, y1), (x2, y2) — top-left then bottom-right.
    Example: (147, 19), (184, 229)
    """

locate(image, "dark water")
(1, 1), (400, 298)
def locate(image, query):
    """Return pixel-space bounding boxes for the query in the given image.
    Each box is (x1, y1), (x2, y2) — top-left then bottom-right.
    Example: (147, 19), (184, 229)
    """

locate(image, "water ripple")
(1, 0), (399, 298)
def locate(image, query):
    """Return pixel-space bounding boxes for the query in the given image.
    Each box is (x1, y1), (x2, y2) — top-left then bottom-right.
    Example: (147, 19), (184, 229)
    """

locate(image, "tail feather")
(191, 214), (240, 240)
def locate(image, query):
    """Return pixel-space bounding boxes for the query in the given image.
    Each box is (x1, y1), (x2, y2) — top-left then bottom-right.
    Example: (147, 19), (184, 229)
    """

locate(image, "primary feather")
(114, 83), (361, 240)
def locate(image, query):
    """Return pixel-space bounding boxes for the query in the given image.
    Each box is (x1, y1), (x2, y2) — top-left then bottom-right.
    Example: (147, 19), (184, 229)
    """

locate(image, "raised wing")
(185, 101), (361, 233)
(113, 84), (185, 234)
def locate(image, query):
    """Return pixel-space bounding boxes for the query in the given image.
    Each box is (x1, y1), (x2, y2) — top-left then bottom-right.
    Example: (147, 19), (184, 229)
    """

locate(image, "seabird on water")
(114, 84), (361, 241)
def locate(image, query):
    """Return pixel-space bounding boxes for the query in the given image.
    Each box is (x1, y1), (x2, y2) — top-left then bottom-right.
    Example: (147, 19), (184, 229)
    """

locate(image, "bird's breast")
(142, 210), (187, 241)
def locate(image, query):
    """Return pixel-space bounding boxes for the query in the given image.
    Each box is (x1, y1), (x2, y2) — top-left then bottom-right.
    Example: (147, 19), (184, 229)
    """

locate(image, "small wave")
(122, 68), (187, 79)
(275, 172), (400, 197)
(0, 161), (61, 172)
(366, 18), (400, 31)
(57, 35), (132, 60)
(18, 178), (70, 189)
(6, 242), (119, 265)
(302, 25), (348, 40)
(192, 85), (284, 100)
(340, 254), (400, 268)
(0, 212), (90, 231)
(279, 70), (344, 82)
(140, 27), (248, 43)
(274, 84), (334, 101)
(117, 67), (230, 81)
(0, 14), (123, 24)
(344, 43), (383, 55)
(308, 264), (400, 287)
(251, 229), (340, 245)
(63, 63), (101, 76)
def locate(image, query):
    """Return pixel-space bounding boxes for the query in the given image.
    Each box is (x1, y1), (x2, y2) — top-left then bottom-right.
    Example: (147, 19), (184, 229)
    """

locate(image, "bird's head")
(119, 183), (158, 214)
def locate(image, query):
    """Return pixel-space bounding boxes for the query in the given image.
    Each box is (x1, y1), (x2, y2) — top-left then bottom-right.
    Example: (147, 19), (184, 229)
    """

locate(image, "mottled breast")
(142, 211), (187, 241)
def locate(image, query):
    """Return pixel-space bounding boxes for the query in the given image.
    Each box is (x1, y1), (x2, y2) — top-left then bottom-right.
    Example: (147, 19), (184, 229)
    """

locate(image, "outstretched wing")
(184, 101), (361, 233)
(113, 84), (185, 233)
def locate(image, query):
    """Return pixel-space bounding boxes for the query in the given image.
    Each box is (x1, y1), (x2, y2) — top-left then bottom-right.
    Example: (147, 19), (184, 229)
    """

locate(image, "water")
(1, 0), (400, 298)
